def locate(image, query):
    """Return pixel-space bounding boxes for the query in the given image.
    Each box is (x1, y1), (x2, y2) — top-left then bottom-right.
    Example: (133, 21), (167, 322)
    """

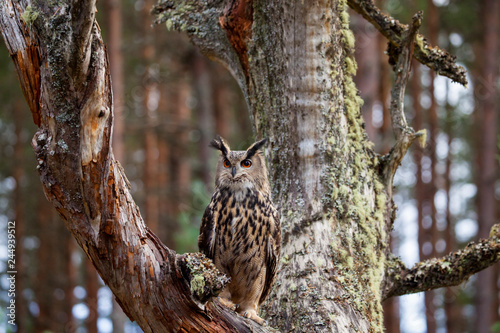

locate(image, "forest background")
(0, 0), (498, 332)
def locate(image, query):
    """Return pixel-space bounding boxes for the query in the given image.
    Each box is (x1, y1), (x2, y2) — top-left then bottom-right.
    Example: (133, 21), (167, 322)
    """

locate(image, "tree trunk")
(240, 2), (387, 330)
(421, 2), (439, 332)
(103, 0), (129, 329)
(444, 84), (460, 333)
(143, 0), (160, 234)
(86, 259), (99, 333)
(2, 0), (499, 332)
(12, 100), (28, 333)
(474, 0), (499, 331)
(352, 9), (379, 143)
(213, 67), (231, 140)
(193, 52), (215, 187)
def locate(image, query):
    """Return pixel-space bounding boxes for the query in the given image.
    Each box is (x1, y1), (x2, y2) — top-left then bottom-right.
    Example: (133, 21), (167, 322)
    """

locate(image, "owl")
(198, 136), (281, 325)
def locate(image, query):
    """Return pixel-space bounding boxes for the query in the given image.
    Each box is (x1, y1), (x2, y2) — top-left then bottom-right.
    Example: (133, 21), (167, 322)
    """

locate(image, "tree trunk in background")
(13, 100), (28, 333)
(411, 61), (433, 332)
(158, 82), (173, 247)
(86, 259), (99, 333)
(377, 1), (391, 154)
(143, 0), (160, 234)
(56, 212), (75, 332)
(421, 2), (440, 331)
(383, 297), (401, 333)
(213, 67), (231, 140)
(35, 202), (74, 332)
(352, 10), (379, 143)
(444, 86), (460, 333)
(378, 39), (391, 153)
(475, 0), (499, 331)
(35, 199), (54, 332)
(106, 0), (125, 162)
(170, 80), (191, 225)
(65, 238), (76, 332)
(104, 0), (128, 329)
(193, 52), (214, 187)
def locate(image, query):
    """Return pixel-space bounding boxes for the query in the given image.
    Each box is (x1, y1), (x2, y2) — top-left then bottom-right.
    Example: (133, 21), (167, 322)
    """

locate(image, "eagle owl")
(198, 136), (281, 324)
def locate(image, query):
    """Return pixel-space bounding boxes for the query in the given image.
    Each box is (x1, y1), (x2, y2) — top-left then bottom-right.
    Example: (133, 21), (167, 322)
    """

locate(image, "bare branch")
(383, 224), (500, 299)
(348, 0), (468, 86)
(381, 13), (425, 193)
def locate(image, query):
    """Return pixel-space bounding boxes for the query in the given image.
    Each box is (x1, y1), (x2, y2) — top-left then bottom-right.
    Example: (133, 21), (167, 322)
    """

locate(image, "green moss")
(344, 57), (357, 76)
(190, 274), (205, 295)
(165, 19), (173, 31)
(324, 2), (387, 331)
(20, 5), (39, 25)
(415, 35), (428, 55)
(338, 184), (350, 198)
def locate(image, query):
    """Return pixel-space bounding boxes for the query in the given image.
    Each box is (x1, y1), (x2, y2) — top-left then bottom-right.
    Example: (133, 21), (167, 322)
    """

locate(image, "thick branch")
(1, 1), (272, 331)
(69, 0), (96, 85)
(383, 225), (500, 299)
(0, 1), (41, 126)
(348, 0), (468, 86)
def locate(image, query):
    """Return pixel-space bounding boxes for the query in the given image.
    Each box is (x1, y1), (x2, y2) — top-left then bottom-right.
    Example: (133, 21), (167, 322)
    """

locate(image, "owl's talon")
(241, 309), (266, 325)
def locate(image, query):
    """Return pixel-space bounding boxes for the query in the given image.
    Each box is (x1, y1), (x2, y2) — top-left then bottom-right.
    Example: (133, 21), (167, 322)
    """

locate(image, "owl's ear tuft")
(244, 137), (268, 159)
(209, 135), (231, 157)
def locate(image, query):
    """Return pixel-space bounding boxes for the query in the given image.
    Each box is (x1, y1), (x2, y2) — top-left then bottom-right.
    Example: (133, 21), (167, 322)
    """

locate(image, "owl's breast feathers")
(198, 187), (281, 304)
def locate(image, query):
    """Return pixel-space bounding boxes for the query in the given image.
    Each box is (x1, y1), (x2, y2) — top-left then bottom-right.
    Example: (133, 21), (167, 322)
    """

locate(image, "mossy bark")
(243, 1), (388, 331)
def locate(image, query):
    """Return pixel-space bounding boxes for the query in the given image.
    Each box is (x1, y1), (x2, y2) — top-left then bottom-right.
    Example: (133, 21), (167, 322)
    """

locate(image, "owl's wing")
(198, 198), (217, 259)
(259, 209), (281, 304)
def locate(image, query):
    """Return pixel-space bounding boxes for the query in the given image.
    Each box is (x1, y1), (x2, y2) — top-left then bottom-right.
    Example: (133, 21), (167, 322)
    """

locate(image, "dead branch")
(348, 0), (468, 86)
(380, 12), (425, 195)
(383, 224), (500, 299)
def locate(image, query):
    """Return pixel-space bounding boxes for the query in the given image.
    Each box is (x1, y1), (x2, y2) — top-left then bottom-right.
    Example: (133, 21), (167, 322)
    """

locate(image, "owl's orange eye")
(241, 159), (252, 168)
(223, 159), (231, 168)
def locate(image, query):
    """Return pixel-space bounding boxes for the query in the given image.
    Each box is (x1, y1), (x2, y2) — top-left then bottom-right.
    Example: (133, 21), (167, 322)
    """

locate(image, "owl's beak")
(231, 166), (236, 178)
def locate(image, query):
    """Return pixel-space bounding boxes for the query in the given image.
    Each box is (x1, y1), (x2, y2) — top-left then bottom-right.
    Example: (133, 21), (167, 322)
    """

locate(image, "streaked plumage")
(199, 136), (281, 324)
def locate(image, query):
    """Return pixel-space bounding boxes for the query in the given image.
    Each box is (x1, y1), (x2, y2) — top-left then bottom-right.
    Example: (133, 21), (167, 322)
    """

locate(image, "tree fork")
(0, 1), (271, 332)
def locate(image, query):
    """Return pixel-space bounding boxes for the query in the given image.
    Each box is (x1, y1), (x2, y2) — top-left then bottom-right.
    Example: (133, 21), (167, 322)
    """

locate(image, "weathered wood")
(0, 1), (41, 126)
(0, 1), (271, 332)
